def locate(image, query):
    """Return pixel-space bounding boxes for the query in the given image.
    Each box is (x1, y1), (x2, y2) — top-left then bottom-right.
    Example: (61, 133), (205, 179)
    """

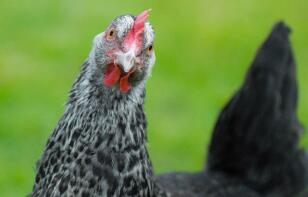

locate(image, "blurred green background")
(0, 0), (307, 196)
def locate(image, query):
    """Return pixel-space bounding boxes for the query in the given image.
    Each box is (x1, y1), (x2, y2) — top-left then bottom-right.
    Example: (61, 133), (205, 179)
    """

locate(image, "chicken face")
(91, 10), (155, 93)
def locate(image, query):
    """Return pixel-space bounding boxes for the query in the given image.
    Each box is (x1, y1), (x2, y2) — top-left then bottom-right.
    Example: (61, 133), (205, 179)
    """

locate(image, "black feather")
(157, 22), (308, 197)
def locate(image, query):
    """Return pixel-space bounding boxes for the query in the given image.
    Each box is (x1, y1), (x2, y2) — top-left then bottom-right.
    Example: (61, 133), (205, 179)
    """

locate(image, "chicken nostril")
(126, 55), (132, 61)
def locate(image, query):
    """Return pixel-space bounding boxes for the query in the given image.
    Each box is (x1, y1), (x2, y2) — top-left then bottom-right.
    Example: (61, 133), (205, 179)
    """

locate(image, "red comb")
(134, 9), (150, 35)
(124, 9), (151, 52)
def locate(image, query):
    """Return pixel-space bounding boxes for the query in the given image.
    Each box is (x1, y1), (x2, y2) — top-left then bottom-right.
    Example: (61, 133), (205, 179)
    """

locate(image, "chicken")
(206, 21), (308, 197)
(31, 10), (168, 197)
(157, 22), (308, 197)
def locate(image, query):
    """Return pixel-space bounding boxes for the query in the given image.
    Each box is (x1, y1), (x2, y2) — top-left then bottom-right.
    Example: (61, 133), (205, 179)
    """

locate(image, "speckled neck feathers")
(31, 61), (167, 196)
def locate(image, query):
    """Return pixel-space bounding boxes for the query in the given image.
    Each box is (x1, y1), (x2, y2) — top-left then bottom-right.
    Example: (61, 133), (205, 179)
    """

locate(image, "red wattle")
(104, 64), (121, 87)
(119, 75), (131, 93)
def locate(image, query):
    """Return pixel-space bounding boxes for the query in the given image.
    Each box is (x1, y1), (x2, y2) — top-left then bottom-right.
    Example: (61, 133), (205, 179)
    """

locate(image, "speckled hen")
(31, 10), (168, 197)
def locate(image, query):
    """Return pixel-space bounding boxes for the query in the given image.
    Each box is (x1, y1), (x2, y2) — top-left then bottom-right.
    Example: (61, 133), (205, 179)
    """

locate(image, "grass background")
(0, 0), (307, 196)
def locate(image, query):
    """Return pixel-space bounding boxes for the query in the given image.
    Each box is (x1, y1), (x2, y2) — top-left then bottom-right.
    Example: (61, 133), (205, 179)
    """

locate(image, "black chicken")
(157, 22), (308, 197)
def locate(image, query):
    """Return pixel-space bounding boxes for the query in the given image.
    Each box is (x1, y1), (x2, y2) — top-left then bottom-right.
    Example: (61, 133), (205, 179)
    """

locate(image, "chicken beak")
(115, 48), (137, 73)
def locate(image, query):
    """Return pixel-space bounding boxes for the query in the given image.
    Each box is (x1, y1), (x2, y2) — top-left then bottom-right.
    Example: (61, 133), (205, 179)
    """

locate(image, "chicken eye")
(106, 28), (116, 41)
(146, 45), (153, 55)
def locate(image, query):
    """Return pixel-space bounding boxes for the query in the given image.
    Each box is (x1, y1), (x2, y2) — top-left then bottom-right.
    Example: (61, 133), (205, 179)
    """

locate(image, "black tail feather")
(207, 22), (308, 196)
